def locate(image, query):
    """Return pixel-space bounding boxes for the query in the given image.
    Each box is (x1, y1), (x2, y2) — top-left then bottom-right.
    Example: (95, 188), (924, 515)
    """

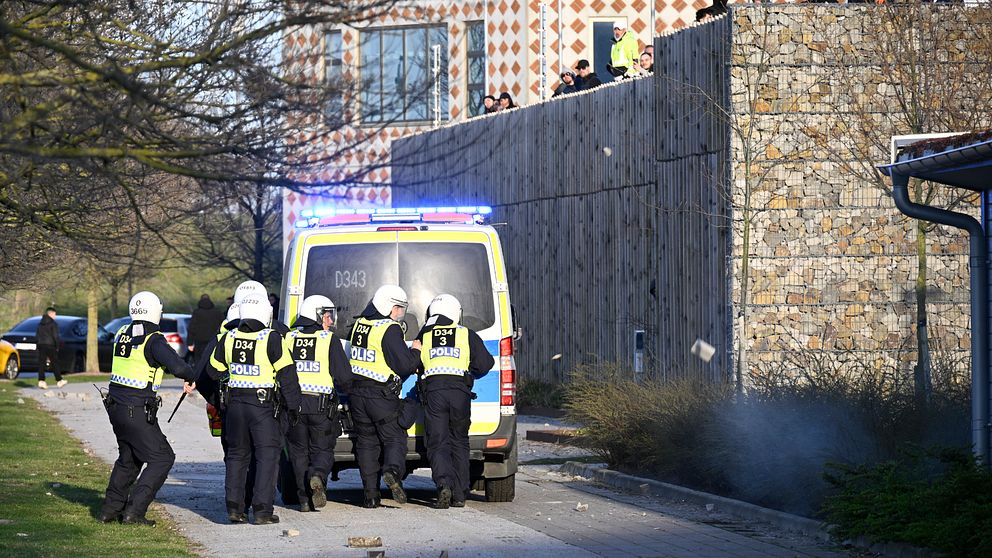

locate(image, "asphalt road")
(21, 379), (856, 558)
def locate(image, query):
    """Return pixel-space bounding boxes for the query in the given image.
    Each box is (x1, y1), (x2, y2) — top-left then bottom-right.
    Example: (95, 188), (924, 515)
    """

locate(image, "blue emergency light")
(299, 205), (492, 219)
(295, 205), (493, 229)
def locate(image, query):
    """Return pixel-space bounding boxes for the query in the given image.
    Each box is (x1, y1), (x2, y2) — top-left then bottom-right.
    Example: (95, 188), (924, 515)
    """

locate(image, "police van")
(279, 206), (518, 502)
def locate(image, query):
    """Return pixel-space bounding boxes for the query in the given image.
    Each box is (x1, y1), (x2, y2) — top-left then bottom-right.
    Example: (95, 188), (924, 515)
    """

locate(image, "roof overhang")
(878, 135), (992, 191)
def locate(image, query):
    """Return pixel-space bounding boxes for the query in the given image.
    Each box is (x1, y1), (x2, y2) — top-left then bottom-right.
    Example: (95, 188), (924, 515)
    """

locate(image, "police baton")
(167, 391), (187, 423)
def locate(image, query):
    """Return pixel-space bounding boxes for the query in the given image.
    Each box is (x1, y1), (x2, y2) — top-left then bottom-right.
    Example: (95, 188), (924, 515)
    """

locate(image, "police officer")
(208, 293), (303, 524)
(348, 284), (420, 508)
(99, 291), (197, 525)
(285, 295), (351, 511)
(413, 294), (494, 508)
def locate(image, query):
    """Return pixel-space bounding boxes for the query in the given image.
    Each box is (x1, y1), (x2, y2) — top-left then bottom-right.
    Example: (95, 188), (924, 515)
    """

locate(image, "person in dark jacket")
(99, 291), (197, 525)
(497, 92), (516, 110)
(346, 285), (420, 508)
(411, 294), (495, 508)
(574, 59), (602, 91)
(36, 307), (63, 389)
(188, 294), (225, 363)
(552, 71), (578, 97)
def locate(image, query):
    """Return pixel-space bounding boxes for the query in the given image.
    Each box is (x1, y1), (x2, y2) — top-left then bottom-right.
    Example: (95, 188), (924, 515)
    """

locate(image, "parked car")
(0, 339), (19, 380)
(104, 313), (192, 359)
(1, 316), (114, 373)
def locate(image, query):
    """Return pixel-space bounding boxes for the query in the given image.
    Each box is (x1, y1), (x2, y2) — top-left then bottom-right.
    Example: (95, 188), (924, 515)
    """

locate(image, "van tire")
(484, 474), (515, 502)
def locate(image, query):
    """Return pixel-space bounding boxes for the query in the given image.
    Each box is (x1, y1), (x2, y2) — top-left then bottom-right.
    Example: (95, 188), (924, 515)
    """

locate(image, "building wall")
(389, 4), (992, 384)
(728, 4), (990, 379)
(281, 0), (707, 250)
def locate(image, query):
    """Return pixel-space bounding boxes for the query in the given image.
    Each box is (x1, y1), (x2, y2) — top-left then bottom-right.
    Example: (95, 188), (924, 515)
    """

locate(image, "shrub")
(564, 363), (733, 493)
(516, 378), (566, 409)
(823, 447), (992, 557)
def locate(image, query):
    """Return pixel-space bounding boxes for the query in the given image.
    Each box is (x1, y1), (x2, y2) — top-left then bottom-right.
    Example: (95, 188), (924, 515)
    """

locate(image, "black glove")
(387, 376), (403, 397)
(288, 408), (301, 427)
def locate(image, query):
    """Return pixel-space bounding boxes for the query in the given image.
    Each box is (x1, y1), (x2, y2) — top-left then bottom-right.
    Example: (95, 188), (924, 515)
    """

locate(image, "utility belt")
(224, 386), (277, 406)
(302, 391), (338, 414)
(103, 395), (162, 425)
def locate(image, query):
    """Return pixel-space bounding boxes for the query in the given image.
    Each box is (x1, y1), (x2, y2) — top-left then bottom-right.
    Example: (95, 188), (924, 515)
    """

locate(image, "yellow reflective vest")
(420, 324), (470, 377)
(287, 329), (335, 394)
(349, 318), (399, 382)
(213, 328), (292, 389)
(110, 324), (166, 391)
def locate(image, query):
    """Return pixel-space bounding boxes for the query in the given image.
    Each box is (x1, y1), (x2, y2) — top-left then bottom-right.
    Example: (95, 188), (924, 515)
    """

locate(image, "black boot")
(299, 499), (314, 512)
(227, 508), (248, 524)
(363, 489), (381, 508)
(309, 475), (327, 508)
(382, 470), (407, 505)
(251, 513), (280, 525)
(436, 486), (452, 509)
(97, 512), (121, 523)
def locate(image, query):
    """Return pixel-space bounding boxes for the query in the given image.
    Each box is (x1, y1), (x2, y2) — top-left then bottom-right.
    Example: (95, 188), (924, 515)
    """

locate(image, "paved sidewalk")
(22, 379), (855, 558)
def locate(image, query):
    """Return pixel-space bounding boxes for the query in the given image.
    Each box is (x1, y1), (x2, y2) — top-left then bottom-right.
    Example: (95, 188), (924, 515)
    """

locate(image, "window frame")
(359, 23), (449, 126)
(465, 20), (486, 117)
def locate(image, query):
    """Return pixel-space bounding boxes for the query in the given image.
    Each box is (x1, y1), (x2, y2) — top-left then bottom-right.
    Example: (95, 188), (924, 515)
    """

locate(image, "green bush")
(564, 363), (732, 493)
(516, 378), (567, 409)
(823, 447), (992, 557)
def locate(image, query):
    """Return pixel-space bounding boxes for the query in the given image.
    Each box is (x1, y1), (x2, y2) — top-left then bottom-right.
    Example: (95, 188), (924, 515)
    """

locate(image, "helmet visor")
(317, 306), (338, 325)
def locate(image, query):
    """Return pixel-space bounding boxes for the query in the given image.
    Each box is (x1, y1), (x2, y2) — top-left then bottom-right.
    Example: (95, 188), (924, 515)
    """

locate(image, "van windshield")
(303, 242), (496, 339)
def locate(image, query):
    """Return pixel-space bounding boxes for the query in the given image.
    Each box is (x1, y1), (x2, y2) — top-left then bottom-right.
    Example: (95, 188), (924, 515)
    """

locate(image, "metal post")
(431, 44), (441, 128)
(539, 3), (548, 101)
(557, 0), (563, 74)
(633, 330), (645, 383)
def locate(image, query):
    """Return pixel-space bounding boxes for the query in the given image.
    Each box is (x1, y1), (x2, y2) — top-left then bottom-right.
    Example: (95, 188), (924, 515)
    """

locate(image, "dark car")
(104, 313), (192, 359)
(1, 316), (114, 373)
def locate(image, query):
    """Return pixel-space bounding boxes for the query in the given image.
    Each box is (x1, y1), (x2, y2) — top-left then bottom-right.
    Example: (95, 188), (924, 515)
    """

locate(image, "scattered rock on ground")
(347, 536), (383, 548)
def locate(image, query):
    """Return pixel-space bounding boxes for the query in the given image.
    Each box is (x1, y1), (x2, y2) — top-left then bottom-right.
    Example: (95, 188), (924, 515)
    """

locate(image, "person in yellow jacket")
(609, 20), (641, 79)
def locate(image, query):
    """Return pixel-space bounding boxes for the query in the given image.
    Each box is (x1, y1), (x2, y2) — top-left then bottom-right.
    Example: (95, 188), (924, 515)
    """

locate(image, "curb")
(525, 429), (579, 444)
(559, 462), (945, 558)
(559, 461), (831, 541)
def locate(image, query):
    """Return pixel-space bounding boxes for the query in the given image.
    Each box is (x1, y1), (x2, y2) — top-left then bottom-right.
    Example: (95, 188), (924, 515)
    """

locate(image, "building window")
(360, 25), (449, 124)
(466, 21), (486, 117)
(325, 30), (343, 122)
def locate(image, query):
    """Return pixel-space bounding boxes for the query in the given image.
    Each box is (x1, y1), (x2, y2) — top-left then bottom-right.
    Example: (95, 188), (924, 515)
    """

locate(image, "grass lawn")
(0, 383), (199, 557)
(12, 372), (110, 389)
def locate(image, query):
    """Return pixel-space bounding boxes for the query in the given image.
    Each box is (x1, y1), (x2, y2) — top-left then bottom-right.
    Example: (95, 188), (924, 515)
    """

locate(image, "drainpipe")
(891, 173), (990, 467)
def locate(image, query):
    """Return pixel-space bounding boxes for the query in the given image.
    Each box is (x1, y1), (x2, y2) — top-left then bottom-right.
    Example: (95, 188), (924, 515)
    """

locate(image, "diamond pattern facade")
(282, 1), (719, 249)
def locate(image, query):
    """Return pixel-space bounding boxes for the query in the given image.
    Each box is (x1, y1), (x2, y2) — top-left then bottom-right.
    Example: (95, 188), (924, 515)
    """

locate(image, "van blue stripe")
(399, 339), (502, 403)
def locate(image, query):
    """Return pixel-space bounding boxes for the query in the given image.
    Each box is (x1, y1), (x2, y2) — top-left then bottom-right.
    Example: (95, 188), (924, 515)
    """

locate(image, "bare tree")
(0, 0), (401, 278)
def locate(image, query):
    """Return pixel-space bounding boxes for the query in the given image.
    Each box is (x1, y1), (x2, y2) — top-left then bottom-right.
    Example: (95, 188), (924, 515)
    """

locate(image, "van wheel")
(484, 474), (515, 502)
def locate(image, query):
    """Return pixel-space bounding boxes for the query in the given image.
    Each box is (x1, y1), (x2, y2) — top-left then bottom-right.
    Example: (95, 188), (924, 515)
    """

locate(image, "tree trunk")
(913, 181), (932, 405)
(109, 282), (119, 319)
(86, 285), (100, 372)
(914, 231), (932, 403)
(253, 185), (264, 282)
(735, 185), (753, 395)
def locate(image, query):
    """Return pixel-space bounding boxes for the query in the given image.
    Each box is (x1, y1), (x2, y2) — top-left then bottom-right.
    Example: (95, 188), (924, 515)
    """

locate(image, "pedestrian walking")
(35, 307), (64, 389)
(98, 291), (196, 525)
(412, 295), (494, 508)
(188, 294), (225, 364)
(285, 295), (351, 511)
(347, 285), (420, 508)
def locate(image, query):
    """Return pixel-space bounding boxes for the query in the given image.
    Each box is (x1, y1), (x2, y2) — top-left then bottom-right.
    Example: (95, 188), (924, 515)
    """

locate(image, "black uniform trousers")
(349, 384), (407, 491)
(423, 384), (472, 500)
(101, 398), (175, 518)
(219, 404), (255, 512)
(286, 395), (341, 503)
(223, 397), (282, 515)
(37, 344), (62, 383)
